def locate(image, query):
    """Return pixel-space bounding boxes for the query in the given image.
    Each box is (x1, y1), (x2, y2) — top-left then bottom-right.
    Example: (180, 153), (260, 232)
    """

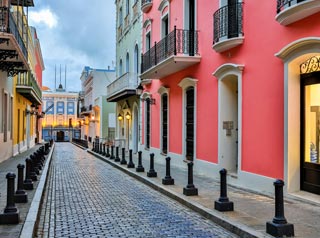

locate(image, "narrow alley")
(35, 143), (238, 238)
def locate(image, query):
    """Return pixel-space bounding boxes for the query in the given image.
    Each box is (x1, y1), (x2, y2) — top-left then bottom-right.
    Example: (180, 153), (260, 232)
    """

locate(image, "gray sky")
(29, 1), (116, 92)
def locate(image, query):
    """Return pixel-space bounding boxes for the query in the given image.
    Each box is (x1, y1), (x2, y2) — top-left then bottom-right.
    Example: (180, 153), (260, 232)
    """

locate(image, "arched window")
(119, 59), (123, 76)
(126, 53), (130, 73)
(134, 44), (139, 80)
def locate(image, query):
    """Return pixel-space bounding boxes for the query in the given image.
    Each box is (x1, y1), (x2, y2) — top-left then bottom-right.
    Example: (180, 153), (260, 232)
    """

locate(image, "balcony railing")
(277, 0), (306, 13)
(16, 71), (42, 104)
(141, 26), (199, 74)
(0, 7), (27, 60)
(213, 3), (243, 44)
(107, 72), (139, 97)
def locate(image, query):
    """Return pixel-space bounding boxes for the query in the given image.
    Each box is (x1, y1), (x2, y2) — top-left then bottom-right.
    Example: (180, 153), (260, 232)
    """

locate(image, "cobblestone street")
(35, 143), (238, 238)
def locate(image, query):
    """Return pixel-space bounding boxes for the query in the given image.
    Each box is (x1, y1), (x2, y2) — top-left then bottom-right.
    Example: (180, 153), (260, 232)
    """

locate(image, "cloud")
(29, 8), (58, 29)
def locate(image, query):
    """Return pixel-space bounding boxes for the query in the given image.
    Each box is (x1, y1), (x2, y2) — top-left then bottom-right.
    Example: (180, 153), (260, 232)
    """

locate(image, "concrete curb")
(88, 149), (270, 238)
(19, 143), (55, 238)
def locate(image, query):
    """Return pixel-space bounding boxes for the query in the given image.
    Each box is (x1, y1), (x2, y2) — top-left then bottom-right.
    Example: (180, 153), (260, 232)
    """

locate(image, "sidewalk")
(0, 143), (54, 238)
(87, 147), (320, 238)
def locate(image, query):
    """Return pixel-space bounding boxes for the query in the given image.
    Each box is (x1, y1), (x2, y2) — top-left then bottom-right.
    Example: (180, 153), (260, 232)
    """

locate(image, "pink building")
(139, 0), (320, 196)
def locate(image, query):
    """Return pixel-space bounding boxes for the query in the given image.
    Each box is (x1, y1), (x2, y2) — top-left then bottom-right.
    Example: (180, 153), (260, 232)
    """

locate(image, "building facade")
(139, 0), (320, 196)
(108, 0), (142, 152)
(42, 86), (80, 142)
(79, 66), (116, 143)
(0, 0), (44, 161)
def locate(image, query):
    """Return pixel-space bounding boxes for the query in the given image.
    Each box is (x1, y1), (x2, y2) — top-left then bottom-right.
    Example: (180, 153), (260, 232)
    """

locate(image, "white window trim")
(143, 19), (153, 52)
(213, 63), (244, 174)
(178, 77), (198, 161)
(158, 86), (170, 155)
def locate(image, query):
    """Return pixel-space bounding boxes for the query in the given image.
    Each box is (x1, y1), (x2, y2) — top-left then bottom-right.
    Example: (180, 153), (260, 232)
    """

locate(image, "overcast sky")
(29, 1), (116, 92)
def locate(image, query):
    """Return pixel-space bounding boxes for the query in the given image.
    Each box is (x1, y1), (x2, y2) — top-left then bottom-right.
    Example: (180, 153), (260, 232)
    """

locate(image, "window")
(119, 7), (123, 26)
(126, 53), (130, 73)
(119, 59), (123, 76)
(146, 32), (151, 51)
(145, 99), (151, 149)
(67, 102), (74, 115)
(3, 92), (8, 142)
(134, 44), (139, 81)
(46, 101), (54, 114)
(126, 0), (130, 16)
(57, 101), (64, 114)
(162, 15), (169, 38)
(162, 94), (168, 154)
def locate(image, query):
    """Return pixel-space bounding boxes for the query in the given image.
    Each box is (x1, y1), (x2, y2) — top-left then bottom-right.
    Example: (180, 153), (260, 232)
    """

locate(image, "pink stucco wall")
(142, 0), (320, 179)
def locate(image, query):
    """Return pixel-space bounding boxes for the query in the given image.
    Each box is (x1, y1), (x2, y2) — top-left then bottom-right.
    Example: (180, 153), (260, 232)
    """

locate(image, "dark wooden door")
(146, 99), (151, 149)
(186, 87), (194, 160)
(162, 94), (168, 154)
(57, 131), (65, 142)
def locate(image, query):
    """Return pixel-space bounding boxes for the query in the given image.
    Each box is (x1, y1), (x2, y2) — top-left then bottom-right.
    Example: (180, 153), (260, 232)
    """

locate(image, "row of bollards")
(0, 144), (50, 224)
(92, 145), (294, 237)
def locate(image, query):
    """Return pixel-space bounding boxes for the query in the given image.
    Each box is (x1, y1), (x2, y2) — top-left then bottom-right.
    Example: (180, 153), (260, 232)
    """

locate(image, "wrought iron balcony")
(276, 0), (320, 25)
(0, 7), (29, 75)
(80, 104), (93, 115)
(16, 71), (42, 105)
(141, 0), (152, 13)
(212, 3), (244, 53)
(140, 26), (201, 79)
(107, 72), (139, 102)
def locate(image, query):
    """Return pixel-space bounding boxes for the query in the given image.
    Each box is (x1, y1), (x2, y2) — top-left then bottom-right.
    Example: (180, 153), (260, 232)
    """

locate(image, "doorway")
(57, 131), (65, 142)
(301, 71), (320, 194)
(133, 106), (139, 153)
(185, 87), (194, 160)
(219, 75), (238, 173)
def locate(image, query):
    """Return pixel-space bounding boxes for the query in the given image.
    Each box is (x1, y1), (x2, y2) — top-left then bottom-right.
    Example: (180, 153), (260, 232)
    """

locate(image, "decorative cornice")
(212, 63), (244, 79)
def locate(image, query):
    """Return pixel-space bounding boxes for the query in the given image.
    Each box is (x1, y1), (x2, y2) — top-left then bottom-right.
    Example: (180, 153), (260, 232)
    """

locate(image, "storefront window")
(304, 84), (320, 163)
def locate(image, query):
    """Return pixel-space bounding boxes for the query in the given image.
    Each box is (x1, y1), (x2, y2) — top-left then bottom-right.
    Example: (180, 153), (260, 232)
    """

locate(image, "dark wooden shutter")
(186, 87), (194, 160)
(146, 99), (151, 148)
(162, 94), (168, 154)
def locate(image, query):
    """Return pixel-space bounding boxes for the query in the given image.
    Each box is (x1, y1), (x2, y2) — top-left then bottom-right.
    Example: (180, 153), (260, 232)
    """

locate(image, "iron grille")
(277, 0), (306, 14)
(300, 56), (320, 74)
(213, 3), (243, 44)
(0, 7), (27, 60)
(141, 0), (152, 6)
(141, 26), (199, 73)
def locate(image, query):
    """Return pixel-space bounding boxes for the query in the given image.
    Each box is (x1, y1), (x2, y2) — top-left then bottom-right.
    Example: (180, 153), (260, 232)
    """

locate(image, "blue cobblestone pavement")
(35, 143), (238, 238)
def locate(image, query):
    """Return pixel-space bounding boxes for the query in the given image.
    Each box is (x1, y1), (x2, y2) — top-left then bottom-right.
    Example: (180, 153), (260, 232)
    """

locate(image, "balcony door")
(184, 0), (195, 56)
(227, 0), (238, 39)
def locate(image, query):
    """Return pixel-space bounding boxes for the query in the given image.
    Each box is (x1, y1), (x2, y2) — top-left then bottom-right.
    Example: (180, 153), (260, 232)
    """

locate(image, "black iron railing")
(277, 0), (306, 14)
(0, 7), (27, 60)
(213, 3), (243, 44)
(141, 26), (199, 73)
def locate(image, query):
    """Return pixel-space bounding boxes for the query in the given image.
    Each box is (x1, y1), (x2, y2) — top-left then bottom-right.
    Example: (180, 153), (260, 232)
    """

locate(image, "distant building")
(79, 66), (116, 143)
(42, 84), (80, 142)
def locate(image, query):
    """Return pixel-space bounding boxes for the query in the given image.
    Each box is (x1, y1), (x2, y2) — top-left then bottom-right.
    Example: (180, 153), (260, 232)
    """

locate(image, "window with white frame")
(126, 53), (130, 73)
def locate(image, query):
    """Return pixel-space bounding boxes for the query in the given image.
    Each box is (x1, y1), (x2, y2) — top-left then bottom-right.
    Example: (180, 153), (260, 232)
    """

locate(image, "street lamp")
(125, 112), (131, 120)
(118, 113), (123, 121)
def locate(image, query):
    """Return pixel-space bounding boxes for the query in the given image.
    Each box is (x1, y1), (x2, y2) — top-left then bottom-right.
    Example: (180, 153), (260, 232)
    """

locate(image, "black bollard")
(214, 169), (234, 211)
(0, 173), (20, 224)
(147, 153), (157, 177)
(14, 164), (28, 203)
(114, 146), (120, 162)
(99, 142), (103, 154)
(29, 156), (38, 181)
(127, 149), (135, 168)
(120, 148), (127, 165)
(92, 142), (95, 151)
(24, 158), (33, 190)
(110, 145), (115, 160)
(106, 145), (111, 157)
(162, 157), (174, 185)
(266, 180), (294, 237)
(183, 162), (198, 196)
(103, 143), (106, 156)
(136, 151), (145, 172)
